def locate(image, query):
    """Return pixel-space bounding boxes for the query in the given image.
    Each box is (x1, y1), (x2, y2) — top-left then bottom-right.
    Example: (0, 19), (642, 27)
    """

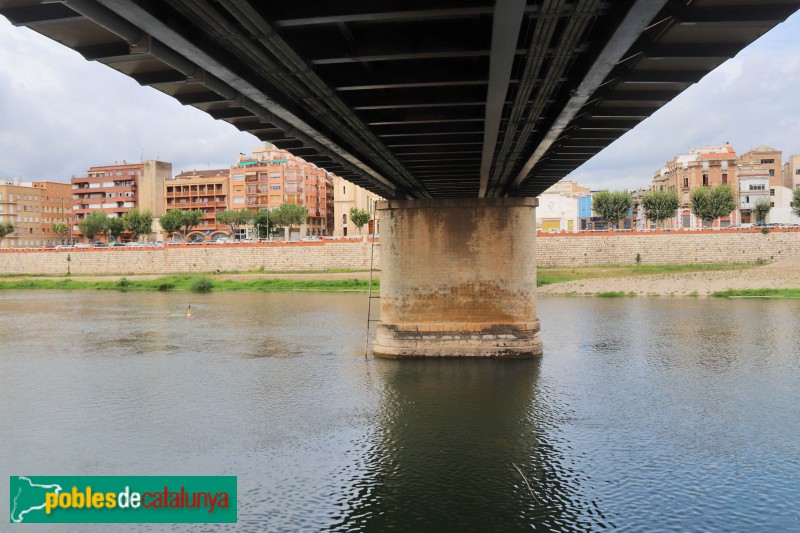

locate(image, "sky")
(1, 11), (800, 190)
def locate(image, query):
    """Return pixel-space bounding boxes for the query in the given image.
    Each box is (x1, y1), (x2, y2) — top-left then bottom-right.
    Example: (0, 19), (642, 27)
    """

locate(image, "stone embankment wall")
(0, 241), (380, 275)
(536, 230), (800, 267)
(1, 232), (799, 275)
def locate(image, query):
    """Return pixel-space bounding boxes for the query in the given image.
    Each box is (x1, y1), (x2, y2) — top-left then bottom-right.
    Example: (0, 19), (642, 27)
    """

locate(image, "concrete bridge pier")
(373, 198), (542, 358)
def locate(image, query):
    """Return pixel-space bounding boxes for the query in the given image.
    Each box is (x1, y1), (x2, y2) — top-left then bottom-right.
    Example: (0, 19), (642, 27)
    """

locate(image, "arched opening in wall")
(186, 232), (206, 243)
(210, 232), (229, 242)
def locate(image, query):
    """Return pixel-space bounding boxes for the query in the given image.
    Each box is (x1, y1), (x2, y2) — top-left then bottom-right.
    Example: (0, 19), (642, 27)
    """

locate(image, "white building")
(537, 194), (580, 232)
(738, 170), (770, 225)
(767, 185), (800, 225)
(535, 181), (589, 232)
(739, 168), (800, 225)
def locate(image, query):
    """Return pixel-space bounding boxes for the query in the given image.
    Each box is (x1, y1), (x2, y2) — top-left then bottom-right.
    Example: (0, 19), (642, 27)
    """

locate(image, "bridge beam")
(373, 198), (542, 358)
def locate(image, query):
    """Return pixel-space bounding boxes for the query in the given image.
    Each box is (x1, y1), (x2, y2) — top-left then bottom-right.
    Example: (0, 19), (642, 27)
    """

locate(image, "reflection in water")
(1, 292), (799, 531)
(330, 359), (609, 531)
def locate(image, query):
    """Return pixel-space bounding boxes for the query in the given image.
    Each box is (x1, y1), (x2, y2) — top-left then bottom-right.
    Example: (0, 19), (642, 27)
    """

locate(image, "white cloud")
(567, 10), (800, 191)
(0, 17), (257, 182)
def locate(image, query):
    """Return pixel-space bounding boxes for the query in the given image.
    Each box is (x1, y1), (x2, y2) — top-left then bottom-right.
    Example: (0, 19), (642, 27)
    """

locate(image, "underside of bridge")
(3, 0), (798, 356)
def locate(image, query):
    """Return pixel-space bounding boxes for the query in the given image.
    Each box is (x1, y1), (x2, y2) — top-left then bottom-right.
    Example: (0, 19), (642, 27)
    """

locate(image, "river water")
(1, 290), (798, 531)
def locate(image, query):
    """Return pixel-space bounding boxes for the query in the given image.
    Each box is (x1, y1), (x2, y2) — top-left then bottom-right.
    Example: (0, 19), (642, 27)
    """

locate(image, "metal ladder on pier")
(364, 224), (380, 357)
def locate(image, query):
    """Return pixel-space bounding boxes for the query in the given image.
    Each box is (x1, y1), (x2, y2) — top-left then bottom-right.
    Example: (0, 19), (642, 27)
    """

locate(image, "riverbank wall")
(0, 241), (379, 275)
(1, 232), (799, 275)
(536, 230), (800, 267)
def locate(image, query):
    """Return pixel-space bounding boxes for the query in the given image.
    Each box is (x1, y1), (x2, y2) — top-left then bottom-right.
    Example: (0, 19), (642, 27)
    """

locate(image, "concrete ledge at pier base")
(373, 322), (543, 358)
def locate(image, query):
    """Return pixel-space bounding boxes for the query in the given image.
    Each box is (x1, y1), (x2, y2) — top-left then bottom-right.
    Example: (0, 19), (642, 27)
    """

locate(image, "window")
(796, 169), (800, 175)
(702, 174), (709, 186)
(683, 177), (688, 188)
(343, 186), (346, 195)
(233, 174), (244, 181)
(761, 159), (775, 164)
(233, 197), (244, 204)
(746, 196), (750, 203)
(721, 173), (728, 185)
(270, 185), (281, 190)
(771, 202), (775, 207)
(342, 214), (347, 225)
(770, 188), (775, 196)
(769, 169), (775, 176)
(702, 161), (709, 171)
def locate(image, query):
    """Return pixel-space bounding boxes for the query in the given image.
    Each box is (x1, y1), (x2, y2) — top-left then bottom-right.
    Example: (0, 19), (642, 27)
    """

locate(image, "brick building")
(782, 154), (800, 189)
(164, 169), (230, 242)
(230, 143), (333, 238)
(651, 144), (738, 228)
(32, 181), (73, 246)
(0, 180), (40, 248)
(737, 146), (785, 188)
(71, 160), (171, 240)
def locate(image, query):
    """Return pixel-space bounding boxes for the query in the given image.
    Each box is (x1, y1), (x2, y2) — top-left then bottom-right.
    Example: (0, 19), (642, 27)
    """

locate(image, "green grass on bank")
(213, 268), (369, 275)
(711, 288), (800, 299)
(0, 275), (379, 293)
(0, 262), (764, 294)
(537, 263), (756, 287)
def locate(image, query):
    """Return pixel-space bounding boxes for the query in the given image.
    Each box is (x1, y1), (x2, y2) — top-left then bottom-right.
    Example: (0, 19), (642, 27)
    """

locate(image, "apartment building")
(0, 180), (40, 248)
(0, 179), (77, 248)
(164, 169), (229, 241)
(332, 175), (383, 237)
(32, 181), (73, 246)
(783, 154), (800, 189)
(738, 168), (771, 224)
(737, 146), (785, 188)
(71, 160), (171, 237)
(230, 143), (333, 238)
(651, 144), (738, 228)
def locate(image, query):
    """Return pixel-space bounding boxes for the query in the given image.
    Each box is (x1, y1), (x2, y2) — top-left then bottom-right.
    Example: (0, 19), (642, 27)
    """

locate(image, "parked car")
(301, 236), (321, 242)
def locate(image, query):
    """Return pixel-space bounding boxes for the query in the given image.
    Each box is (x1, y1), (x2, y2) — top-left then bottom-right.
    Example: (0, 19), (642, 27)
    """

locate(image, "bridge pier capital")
(373, 198), (542, 358)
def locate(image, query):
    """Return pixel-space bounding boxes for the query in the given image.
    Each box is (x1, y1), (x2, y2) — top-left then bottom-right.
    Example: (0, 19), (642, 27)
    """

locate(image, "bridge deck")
(2, 0), (798, 198)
